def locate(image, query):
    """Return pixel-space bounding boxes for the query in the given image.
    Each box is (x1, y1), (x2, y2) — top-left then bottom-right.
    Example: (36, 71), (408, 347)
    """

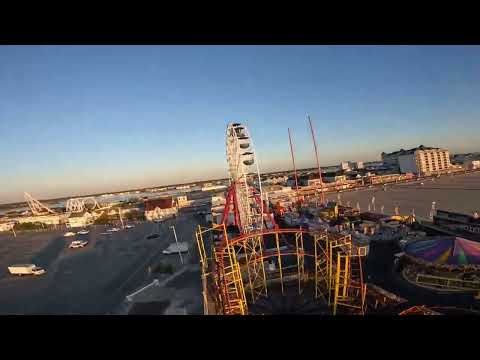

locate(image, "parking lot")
(0, 214), (203, 314)
(324, 171), (480, 220)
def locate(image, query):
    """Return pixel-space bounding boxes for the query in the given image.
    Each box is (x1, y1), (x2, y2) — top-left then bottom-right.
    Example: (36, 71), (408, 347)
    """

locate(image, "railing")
(416, 273), (480, 291)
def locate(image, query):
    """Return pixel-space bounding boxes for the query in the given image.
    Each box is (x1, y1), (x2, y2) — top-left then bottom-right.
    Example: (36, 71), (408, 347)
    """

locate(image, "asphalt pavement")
(325, 171), (480, 219)
(0, 213), (202, 314)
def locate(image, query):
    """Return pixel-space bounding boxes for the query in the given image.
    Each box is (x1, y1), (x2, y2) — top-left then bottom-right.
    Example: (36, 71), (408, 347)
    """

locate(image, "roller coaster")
(24, 192), (111, 216)
(196, 224), (367, 315)
(195, 122), (368, 315)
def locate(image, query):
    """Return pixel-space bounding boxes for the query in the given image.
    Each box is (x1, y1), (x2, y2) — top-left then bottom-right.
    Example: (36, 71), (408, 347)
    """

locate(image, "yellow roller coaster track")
(196, 224), (367, 315)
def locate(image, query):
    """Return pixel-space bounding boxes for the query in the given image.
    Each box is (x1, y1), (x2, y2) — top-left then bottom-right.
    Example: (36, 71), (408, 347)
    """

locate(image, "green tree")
(14, 222), (44, 231)
(93, 212), (110, 225)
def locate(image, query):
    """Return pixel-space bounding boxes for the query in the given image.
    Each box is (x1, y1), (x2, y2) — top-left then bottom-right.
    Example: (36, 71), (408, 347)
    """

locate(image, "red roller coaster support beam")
(221, 186), (233, 225)
(231, 183), (241, 229)
(222, 184), (241, 230)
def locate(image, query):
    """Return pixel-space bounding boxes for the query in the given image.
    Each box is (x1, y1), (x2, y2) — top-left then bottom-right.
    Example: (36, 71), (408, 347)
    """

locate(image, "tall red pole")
(308, 115), (325, 204)
(288, 128), (300, 203)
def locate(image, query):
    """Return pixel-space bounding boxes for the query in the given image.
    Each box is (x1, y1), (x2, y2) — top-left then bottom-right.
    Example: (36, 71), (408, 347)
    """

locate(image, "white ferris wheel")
(225, 123), (264, 234)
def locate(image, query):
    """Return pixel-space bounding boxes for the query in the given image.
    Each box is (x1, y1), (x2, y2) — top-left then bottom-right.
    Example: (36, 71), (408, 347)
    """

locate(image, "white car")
(107, 227), (120, 232)
(69, 240), (88, 249)
(125, 224), (135, 229)
(64, 232), (76, 237)
(162, 242), (189, 255)
(77, 229), (89, 235)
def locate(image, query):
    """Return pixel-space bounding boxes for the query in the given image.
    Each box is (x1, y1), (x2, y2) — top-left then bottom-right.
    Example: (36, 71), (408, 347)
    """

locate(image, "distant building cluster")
(2, 141), (479, 234)
(206, 193), (228, 224)
(464, 159), (480, 170)
(201, 182), (228, 192)
(382, 145), (451, 176)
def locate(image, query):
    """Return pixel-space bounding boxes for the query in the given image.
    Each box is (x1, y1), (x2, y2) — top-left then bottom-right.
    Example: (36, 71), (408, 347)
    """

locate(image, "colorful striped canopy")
(404, 237), (480, 266)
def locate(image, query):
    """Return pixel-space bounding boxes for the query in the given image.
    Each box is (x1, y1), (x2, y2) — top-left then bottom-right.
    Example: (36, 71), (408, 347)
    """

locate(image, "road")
(0, 213), (202, 314)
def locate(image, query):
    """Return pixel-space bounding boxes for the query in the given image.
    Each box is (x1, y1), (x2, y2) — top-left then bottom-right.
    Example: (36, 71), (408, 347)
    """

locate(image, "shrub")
(14, 222), (44, 231)
(93, 213), (110, 225)
(153, 262), (174, 274)
(124, 209), (145, 221)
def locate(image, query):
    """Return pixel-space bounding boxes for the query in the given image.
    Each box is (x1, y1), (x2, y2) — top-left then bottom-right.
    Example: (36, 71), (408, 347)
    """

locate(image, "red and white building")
(144, 197), (178, 221)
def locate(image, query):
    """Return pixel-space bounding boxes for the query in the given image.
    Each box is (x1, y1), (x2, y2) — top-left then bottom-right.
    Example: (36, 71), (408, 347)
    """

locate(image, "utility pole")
(170, 225), (184, 264)
(308, 115), (325, 205)
(119, 208), (124, 229)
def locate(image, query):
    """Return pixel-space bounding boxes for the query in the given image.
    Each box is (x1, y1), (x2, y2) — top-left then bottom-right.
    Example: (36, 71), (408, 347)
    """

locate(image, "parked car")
(69, 240), (88, 249)
(162, 242), (189, 254)
(107, 227), (120, 232)
(64, 232), (76, 237)
(125, 224), (135, 229)
(77, 229), (89, 235)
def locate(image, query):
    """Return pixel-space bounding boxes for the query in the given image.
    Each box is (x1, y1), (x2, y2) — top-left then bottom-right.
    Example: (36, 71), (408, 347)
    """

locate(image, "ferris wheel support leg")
(221, 186), (234, 227)
(232, 183), (241, 230)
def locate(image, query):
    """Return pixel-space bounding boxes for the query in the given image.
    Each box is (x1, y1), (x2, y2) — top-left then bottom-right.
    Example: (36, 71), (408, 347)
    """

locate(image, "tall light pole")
(308, 115), (325, 205)
(429, 201), (436, 220)
(288, 128), (300, 205)
(170, 225), (184, 264)
(118, 208), (124, 229)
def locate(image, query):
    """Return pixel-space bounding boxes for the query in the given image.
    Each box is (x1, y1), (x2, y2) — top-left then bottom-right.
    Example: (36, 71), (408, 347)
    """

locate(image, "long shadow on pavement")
(30, 236), (66, 269)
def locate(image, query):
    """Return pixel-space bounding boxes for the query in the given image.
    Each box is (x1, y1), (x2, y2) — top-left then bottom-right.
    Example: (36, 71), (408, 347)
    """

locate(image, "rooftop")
(145, 197), (174, 211)
(382, 145), (440, 157)
(404, 236), (480, 267)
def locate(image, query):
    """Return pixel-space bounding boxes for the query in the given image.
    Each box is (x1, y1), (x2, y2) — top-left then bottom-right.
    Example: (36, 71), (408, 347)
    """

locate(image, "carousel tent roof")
(404, 237), (480, 266)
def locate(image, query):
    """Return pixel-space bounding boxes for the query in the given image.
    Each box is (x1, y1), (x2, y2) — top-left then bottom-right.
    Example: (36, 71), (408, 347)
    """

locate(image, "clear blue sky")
(1, 45), (480, 203)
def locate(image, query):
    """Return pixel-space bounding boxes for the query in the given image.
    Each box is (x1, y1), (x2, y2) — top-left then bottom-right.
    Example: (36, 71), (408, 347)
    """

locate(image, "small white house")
(176, 195), (192, 208)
